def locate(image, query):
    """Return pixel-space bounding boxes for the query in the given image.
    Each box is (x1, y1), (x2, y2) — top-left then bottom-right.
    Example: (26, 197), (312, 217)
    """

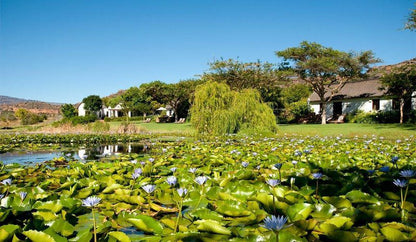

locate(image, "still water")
(0, 143), (147, 165)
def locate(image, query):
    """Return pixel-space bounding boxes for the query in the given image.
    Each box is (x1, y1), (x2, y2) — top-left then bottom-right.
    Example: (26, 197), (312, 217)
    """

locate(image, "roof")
(309, 79), (387, 102)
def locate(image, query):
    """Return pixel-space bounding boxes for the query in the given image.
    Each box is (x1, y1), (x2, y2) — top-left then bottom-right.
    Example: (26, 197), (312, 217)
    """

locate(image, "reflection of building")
(77, 144), (144, 160)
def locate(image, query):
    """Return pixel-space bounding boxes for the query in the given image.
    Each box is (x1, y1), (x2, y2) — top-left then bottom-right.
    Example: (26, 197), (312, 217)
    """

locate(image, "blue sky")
(1, 0), (415, 103)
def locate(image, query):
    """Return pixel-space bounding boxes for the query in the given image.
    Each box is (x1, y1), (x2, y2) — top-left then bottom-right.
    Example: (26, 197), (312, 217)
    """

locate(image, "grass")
(278, 123), (416, 139)
(3, 119), (416, 139)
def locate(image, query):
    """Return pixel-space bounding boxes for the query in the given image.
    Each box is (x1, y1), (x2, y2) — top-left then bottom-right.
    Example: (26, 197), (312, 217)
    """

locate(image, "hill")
(0, 95), (62, 115)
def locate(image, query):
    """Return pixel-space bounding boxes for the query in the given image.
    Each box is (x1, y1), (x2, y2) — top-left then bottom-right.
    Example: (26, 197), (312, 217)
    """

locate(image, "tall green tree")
(82, 95), (103, 114)
(404, 4), (416, 31)
(380, 64), (416, 124)
(166, 79), (205, 121)
(121, 86), (152, 118)
(276, 41), (379, 124)
(203, 58), (288, 114)
(61, 104), (77, 118)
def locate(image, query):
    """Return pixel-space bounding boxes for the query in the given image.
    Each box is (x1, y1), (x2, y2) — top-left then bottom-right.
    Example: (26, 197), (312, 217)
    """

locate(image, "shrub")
(88, 121), (110, 132)
(70, 115), (97, 125)
(14, 109), (47, 125)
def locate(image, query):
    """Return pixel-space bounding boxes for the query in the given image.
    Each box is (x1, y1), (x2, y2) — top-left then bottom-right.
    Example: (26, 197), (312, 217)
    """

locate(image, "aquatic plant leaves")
(127, 215), (163, 234)
(380, 227), (408, 241)
(287, 203), (313, 221)
(194, 219), (231, 235)
(0, 224), (19, 241)
(345, 190), (380, 204)
(108, 231), (131, 242)
(23, 230), (55, 242)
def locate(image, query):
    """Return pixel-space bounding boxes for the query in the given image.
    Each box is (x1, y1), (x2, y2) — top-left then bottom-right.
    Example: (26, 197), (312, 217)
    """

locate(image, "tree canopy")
(404, 5), (416, 31)
(82, 95), (103, 114)
(380, 64), (416, 124)
(61, 104), (77, 118)
(276, 41), (379, 124)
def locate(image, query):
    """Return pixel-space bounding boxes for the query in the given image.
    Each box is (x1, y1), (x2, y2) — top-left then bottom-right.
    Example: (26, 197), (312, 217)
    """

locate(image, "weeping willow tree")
(191, 81), (277, 135)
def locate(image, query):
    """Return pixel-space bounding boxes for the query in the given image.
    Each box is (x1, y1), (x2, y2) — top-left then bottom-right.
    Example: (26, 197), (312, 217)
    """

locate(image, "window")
(372, 99), (380, 111)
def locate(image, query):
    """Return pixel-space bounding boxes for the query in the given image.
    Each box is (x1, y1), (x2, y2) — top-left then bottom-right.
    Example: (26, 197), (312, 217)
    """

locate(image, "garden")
(0, 133), (415, 241)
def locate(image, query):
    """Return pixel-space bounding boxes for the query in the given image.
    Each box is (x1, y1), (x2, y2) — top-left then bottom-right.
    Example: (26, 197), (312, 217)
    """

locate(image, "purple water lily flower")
(142, 184), (156, 194)
(266, 179), (280, 187)
(177, 187), (188, 197)
(262, 215), (288, 231)
(393, 179), (407, 188)
(195, 176), (208, 185)
(132, 168), (142, 180)
(242, 162), (249, 168)
(400, 170), (416, 178)
(166, 176), (177, 186)
(312, 172), (323, 180)
(1, 179), (12, 186)
(19, 192), (27, 201)
(82, 196), (101, 207)
(189, 168), (197, 174)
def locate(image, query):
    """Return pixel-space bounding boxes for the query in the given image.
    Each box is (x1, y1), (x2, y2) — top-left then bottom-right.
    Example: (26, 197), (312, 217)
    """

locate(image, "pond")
(0, 143), (148, 165)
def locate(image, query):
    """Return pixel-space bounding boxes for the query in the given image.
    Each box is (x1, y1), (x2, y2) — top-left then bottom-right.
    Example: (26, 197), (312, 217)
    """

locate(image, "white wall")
(78, 103), (86, 116)
(310, 98), (394, 118)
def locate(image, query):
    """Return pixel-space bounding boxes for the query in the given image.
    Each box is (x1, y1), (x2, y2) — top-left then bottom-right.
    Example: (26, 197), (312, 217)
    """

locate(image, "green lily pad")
(195, 219), (231, 235)
(286, 202), (313, 221)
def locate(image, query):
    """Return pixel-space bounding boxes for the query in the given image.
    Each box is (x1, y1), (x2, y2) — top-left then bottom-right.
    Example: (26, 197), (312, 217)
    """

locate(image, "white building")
(77, 103), (131, 118)
(309, 79), (416, 120)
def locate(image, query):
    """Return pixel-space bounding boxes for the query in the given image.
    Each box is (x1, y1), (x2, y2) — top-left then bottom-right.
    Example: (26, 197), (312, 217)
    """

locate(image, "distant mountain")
(0, 95), (39, 105)
(0, 95), (62, 115)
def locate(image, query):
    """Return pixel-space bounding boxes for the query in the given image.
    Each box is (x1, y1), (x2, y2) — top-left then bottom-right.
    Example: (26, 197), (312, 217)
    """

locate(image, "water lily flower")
(19, 192), (27, 201)
(1, 179), (12, 186)
(242, 162), (249, 168)
(292, 160), (298, 166)
(162, 148), (167, 153)
(380, 166), (390, 173)
(294, 150), (302, 156)
(274, 163), (282, 169)
(132, 168), (142, 180)
(189, 168), (197, 174)
(142, 184), (156, 194)
(195, 176), (208, 185)
(266, 179), (280, 187)
(166, 176), (177, 186)
(130, 159), (137, 164)
(0, 194), (4, 199)
(170, 167), (177, 173)
(82, 196), (101, 207)
(312, 172), (323, 179)
(400, 170), (416, 178)
(262, 215), (288, 231)
(177, 187), (188, 197)
(252, 152), (258, 156)
(148, 158), (155, 163)
(393, 179), (407, 188)
(391, 156), (399, 164)
(140, 161), (146, 166)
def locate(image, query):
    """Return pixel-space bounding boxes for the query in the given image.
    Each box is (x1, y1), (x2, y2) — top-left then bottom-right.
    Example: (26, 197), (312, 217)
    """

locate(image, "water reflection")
(0, 143), (147, 164)
(77, 143), (146, 160)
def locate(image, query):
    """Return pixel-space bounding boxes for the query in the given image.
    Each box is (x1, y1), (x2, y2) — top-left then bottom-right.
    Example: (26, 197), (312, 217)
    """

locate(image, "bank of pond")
(0, 134), (415, 241)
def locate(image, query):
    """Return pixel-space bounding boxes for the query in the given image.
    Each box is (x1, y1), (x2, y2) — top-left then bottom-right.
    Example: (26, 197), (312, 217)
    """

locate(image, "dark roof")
(309, 79), (387, 102)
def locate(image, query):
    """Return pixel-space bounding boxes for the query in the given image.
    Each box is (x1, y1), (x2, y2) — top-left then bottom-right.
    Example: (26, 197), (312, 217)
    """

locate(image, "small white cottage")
(308, 79), (416, 120)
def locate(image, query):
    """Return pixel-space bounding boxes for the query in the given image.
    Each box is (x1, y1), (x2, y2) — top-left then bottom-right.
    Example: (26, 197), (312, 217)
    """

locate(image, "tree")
(404, 4), (416, 31)
(61, 104), (77, 118)
(165, 79), (205, 122)
(276, 41), (379, 124)
(190, 81), (277, 135)
(380, 64), (416, 124)
(121, 86), (152, 119)
(203, 58), (288, 114)
(82, 95), (103, 114)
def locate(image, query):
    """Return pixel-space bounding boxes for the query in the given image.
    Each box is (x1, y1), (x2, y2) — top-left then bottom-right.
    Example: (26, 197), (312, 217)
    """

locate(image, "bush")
(88, 121), (110, 132)
(346, 110), (411, 124)
(70, 115), (97, 125)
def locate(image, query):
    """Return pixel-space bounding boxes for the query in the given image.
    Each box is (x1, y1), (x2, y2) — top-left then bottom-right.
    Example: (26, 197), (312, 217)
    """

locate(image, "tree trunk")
(321, 102), (327, 125)
(400, 98), (404, 124)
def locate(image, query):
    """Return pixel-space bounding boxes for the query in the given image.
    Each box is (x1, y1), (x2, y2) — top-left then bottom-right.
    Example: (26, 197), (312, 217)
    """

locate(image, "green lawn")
(278, 123), (416, 139)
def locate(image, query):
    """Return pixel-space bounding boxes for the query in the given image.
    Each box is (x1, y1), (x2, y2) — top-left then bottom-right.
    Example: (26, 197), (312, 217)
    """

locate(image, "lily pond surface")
(0, 134), (415, 241)
(0, 143), (148, 165)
